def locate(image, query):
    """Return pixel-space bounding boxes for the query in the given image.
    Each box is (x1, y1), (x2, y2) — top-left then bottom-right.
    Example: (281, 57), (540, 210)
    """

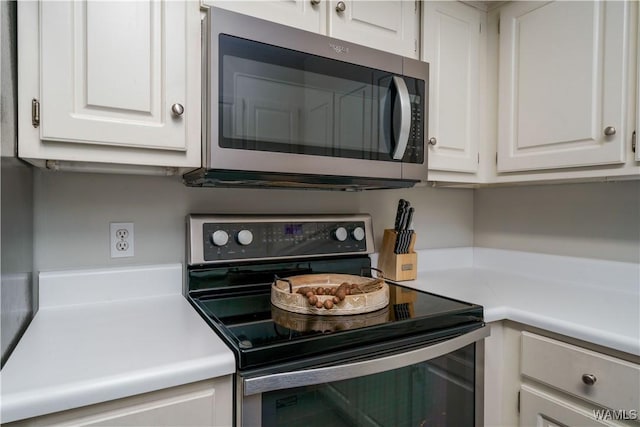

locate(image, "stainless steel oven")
(184, 8), (429, 190)
(186, 214), (488, 426)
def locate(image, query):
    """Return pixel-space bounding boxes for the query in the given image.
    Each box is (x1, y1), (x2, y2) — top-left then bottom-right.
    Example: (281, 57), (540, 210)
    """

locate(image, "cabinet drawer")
(521, 332), (640, 412)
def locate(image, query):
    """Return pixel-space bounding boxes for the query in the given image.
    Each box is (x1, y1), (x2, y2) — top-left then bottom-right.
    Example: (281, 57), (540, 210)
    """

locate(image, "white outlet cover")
(110, 222), (134, 258)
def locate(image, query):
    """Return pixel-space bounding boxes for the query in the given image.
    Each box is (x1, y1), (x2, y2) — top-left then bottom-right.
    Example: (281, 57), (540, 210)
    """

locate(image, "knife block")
(377, 229), (417, 281)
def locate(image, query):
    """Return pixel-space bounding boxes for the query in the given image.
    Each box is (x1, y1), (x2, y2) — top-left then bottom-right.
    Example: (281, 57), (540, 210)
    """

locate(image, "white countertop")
(0, 264), (235, 424)
(382, 248), (640, 356)
(1, 249), (638, 423)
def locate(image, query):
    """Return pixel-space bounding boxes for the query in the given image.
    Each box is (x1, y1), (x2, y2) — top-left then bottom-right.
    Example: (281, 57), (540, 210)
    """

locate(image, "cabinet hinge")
(477, 153), (480, 164)
(497, 18), (501, 35)
(517, 391), (520, 413)
(415, 0), (418, 13)
(415, 39), (418, 52)
(495, 152), (498, 164)
(633, 131), (637, 153)
(479, 22), (482, 33)
(31, 98), (40, 128)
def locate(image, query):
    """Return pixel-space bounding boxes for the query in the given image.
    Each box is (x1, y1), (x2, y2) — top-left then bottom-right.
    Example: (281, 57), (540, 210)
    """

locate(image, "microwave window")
(218, 35), (424, 163)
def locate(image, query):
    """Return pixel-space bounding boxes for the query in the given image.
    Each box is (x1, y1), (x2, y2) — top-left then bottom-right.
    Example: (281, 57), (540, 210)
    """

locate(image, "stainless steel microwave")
(184, 7), (429, 191)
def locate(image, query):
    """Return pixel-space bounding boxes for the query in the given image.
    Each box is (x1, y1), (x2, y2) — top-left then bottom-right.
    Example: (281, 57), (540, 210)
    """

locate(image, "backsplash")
(474, 181), (640, 263)
(32, 171), (474, 271)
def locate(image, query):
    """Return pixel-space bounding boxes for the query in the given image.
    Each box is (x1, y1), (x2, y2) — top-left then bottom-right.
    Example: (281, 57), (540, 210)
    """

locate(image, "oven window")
(218, 34), (424, 163)
(259, 344), (475, 427)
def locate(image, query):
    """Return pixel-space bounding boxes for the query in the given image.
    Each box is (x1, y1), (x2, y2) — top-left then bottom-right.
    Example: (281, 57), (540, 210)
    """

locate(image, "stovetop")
(186, 214), (484, 373)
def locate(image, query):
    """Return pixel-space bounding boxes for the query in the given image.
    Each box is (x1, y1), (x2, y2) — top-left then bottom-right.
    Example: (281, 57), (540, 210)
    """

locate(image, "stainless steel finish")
(171, 103), (184, 117)
(475, 337), (485, 427)
(206, 7), (428, 182)
(391, 76), (411, 160)
(335, 1), (346, 12)
(603, 126), (616, 136)
(239, 382), (262, 426)
(632, 130), (636, 153)
(242, 326), (489, 396)
(310, 0), (321, 4)
(187, 214), (375, 266)
(428, 137), (437, 146)
(31, 98), (39, 128)
(581, 373), (597, 386)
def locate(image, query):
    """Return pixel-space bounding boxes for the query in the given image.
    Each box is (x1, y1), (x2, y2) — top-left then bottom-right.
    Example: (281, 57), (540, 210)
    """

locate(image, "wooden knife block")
(377, 229), (417, 281)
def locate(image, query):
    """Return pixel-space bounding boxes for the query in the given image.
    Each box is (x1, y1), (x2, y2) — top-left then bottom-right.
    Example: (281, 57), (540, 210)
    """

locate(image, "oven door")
(207, 8), (427, 181)
(238, 326), (488, 427)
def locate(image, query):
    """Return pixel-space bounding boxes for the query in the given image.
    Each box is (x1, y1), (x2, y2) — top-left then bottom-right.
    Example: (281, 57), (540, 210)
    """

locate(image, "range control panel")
(188, 215), (374, 265)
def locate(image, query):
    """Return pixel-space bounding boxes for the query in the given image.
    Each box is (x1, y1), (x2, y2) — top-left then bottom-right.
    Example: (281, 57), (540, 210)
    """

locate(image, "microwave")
(184, 7), (429, 191)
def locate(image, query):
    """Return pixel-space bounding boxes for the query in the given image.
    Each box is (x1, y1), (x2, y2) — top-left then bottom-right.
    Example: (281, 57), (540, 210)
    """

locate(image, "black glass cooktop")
(187, 256), (484, 372)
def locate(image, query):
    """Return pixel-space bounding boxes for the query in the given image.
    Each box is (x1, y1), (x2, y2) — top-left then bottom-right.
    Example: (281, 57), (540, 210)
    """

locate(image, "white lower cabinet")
(520, 385), (615, 427)
(520, 332), (640, 427)
(484, 323), (640, 427)
(18, 0), (202, 171)
(5, 377), (233, 427)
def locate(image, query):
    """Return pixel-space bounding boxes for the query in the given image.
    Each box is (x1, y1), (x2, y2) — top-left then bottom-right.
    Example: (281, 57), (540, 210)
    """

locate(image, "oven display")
(284, 224), (303, 236)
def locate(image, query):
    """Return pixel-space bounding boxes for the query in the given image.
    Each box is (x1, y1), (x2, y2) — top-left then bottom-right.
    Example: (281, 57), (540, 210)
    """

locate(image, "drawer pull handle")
(582, 373), (597, 386)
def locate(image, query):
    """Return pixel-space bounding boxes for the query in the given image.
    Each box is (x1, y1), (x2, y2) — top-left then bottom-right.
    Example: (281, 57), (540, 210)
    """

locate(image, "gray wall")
(474, 181), (640, 263)
(1, 0), (35, 368)
(32, 172), (473, 271)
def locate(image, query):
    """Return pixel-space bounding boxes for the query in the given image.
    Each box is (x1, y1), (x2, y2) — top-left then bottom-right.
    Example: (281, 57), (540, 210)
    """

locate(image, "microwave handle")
(242, 325), (489, 396)
(391, 76), (411, 160)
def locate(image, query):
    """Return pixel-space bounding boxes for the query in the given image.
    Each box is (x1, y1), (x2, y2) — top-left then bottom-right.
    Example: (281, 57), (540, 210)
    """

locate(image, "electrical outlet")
(110, 222), (134, 258)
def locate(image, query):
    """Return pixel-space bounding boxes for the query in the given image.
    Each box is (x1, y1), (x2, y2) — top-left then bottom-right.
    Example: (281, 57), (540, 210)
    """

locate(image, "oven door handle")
(242, 325), (489, 396)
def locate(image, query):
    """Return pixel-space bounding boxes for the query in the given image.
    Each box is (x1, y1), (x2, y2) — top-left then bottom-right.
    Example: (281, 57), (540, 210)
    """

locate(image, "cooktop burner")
(186, 214), (484, 373)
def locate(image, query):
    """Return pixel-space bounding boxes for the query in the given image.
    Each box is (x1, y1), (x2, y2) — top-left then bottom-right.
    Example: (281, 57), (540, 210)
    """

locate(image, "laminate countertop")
(0, 264), (235, 424)
(374, 248), (640, 357)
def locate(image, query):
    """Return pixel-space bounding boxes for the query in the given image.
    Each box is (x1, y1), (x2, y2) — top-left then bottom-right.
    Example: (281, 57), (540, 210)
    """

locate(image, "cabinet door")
(40, 1), (190, 151)
(6, 377), (233, 427)
(520, 385), (619, 427)
(328, 1), (419, 59)
(497, 1), (630, 172)
(209, 1), (326, 34)
(423, 1), (481, 174)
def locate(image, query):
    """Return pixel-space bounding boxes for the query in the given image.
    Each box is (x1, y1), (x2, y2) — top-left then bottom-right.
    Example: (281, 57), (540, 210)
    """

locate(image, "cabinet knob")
(310, 0), (321, 5)
(603, 126), (616, 136)
(581, 374), (597, 386)
(171, 103), (185, 117)
(428, 137), (437, 146)
(336, 1), (346, 13)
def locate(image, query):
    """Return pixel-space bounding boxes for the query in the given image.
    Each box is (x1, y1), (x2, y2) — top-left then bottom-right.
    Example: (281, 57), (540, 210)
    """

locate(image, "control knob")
(211, 230), (229, 247)
(351, 226), (365, 241)
(236, 229), (254, 246)
(333, 227), (348, 242)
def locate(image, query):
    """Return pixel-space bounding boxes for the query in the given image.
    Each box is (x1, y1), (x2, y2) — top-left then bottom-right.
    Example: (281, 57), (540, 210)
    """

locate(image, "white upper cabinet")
(208, 1), (418, 59)
(328, 1), (419, 59)
(497, 1), (631, 172)
(209, 1), (326, 34)
(423, 1), (482, 174)
(18, 0), (201, 169)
